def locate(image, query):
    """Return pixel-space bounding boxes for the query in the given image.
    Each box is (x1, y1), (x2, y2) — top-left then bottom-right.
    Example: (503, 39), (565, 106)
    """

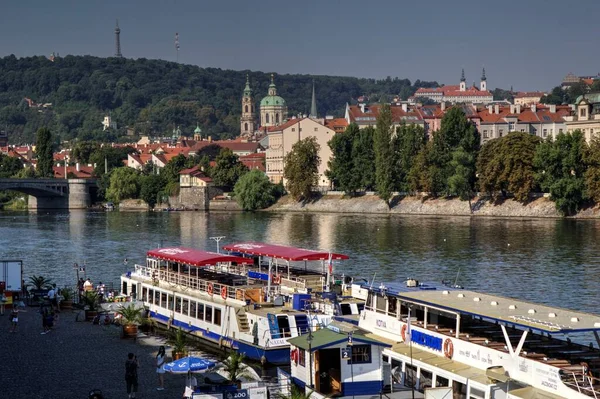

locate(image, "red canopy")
(147, 247), (249, 267)
(222, 242), (349, 262)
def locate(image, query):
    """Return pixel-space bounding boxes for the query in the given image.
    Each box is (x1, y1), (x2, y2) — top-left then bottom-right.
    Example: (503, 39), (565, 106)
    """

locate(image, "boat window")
(299, 348), (306, 367)
(161, 292), (167, 308)
(436, 376), (449, 387)
(205, 306), (213, 323)
(340, 303), (352, 315)
(197, 303), (204, 320)
(175, 297), (182, 313)
(182, 299), (189, 316)
(142, 287), (148, 302)
(366, 293), (373, 309)
(277, 315), (291, 338)
(376, 294), (386, 313)
(168, 295), (174, 311)
(351, 345), (371, 364)
(214, 308), (222, 326)
(469, 387), (485, 399)
(357, 303), (365, 312)
(148, 289), (154, 304)
(420, 370), (433, 392)
(154, 290), (159, 305)
(190, 301), (196, 318)
(405, 364), (417, 389)
(388, 298), (398, 316)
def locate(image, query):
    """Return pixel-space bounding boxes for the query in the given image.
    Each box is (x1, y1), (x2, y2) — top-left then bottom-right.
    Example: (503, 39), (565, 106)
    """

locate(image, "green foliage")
(584, 137), (600, 202)
(27, 275), (53, 290)
(81, 291), (100, 311)
(89, 146), (135, 176)
(139, 174), (165, 208)
(234, 169), (276, 211)
(0, 153), (23, 177)
(492, 88), (514, 102)
(476, 132), (541, 202)
(373, 104), (395, 204)
(72, 141), (100, 164)
(541, 84), (588, 106)
(283, 137), (321, 201)
(35, 127), (54, 177)
(160, 154), (188, 185)
(0, 55), (439, 144)
(14, 166), (36, 178)
(106, 167), (141, 203)
(534, 131), (587, 215)
(167, 327), (188, 355)
(393, 123), (427, 192)
(448, 148), (475, 201)
(211, 148), (248, 190)
(222, 352), (254, 383)
(116, 304), (144, 326)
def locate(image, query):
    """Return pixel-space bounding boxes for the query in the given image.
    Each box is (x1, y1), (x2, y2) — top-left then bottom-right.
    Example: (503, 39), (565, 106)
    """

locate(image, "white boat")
(354, 279), (600, 399)
(120, 245), (350, 365)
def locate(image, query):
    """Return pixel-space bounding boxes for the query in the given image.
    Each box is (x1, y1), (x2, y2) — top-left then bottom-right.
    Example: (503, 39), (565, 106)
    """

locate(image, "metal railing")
(562, 371), (600, 398)
(133, 264), (250, 302)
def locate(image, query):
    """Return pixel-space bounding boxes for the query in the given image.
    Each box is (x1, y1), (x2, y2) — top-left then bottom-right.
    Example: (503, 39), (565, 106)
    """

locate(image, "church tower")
(480, 67), (487, 91)
(460, 69), (466, 91)
(260, 74), (287, 127)
(240, 74), (256, 137)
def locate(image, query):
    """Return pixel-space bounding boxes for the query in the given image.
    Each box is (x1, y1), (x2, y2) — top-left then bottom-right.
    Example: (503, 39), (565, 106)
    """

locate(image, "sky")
(1, 0), (600, 91)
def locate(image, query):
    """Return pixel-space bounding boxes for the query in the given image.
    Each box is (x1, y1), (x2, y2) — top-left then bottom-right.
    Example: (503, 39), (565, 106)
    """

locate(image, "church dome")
(260, 95), (286, 107)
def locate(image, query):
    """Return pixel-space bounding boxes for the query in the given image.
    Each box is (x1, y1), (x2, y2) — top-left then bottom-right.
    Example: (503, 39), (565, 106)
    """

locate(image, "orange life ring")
(401, 324), (407, 341)
(443, 338), (454, 359)
(290, 348), (299, 365)
(221, 286), (227, 300)
(207, 283), (214, 295)
(272, 274), (281, 284)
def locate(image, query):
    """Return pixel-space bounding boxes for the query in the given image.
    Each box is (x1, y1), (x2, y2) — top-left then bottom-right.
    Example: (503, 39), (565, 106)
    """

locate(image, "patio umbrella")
(164, 356), (216, 374)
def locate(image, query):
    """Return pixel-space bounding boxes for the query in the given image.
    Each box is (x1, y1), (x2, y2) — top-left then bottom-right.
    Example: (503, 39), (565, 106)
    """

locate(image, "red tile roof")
(416, 85), (492, 97)
(325, 118), (349, 131)
(179, 165), (213, 181)
(53, 165), (94, 179)
(514, 91), (545, 98)
(346, 104), (423, 124)
(239, 152), (265, 172)
(265, 118), (305, 133)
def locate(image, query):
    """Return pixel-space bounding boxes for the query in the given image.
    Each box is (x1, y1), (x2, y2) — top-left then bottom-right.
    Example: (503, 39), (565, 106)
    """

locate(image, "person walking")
(9, 305), (20, 332)
(155, 346), (166, 390)
(125, 353), (139, 399)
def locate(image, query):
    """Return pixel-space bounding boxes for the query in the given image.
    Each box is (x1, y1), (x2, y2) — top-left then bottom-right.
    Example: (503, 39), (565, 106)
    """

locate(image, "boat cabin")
(287, 323), (391, 398)
(357, 280), (600, 399)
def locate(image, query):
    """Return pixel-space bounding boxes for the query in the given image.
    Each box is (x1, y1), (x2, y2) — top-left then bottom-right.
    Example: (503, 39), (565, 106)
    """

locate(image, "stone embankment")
(267, 194), (600, 218)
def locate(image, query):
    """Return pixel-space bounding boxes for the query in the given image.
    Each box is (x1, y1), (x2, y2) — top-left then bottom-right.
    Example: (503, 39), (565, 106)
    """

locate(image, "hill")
(0, 55), (440, 144)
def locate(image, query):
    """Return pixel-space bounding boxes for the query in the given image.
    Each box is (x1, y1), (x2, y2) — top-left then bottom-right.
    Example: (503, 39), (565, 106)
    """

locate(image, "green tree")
(72, 141), (100, 164)
(0, 153), (24, 178)
(35, 127), (54, 177)
(90, 146), (135, 176)
(211, 148), (248, 190)
(234, 169), (276, 211)
(583, 136), (600, 202)
(327, 123), (359, 193)
(283, 136), (321, 201)
(393, 123), (427, 191)
(139, 174), (165, 208)
(534, 131), (587, 215)
(161, 154), (188, 185)
(353, 126), (376, 190)
(373, 104), (395, 205)
(540, 86), (566, 105)
(476, 132), (541, 202)
(106, 167), (141, 203)
(448, 148), (475, 209)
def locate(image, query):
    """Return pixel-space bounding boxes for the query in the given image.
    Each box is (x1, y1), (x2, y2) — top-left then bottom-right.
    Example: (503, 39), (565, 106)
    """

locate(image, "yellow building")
(513, 91), (545, 106)
(564, 93), (600, 142)
(179, 166), (213, 187)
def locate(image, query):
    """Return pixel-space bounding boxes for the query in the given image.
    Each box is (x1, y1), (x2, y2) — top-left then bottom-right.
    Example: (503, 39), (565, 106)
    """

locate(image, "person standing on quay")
(125, 353), (139, 399)
(155, 346), (166, 390)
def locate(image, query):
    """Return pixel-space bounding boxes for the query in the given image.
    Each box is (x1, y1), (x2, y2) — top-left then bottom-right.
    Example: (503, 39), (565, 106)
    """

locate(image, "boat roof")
(288, 327), (390, 352)
(222, 242), (349, 262)
(367, 281), (600, 333)
(147, 247), (249, 267)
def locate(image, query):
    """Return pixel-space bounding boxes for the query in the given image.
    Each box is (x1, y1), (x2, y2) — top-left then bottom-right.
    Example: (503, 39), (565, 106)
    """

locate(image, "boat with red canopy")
(222, 242), (350, 297)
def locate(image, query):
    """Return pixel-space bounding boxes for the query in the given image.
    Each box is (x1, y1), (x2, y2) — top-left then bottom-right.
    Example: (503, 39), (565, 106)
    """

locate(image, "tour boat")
(119, 244), (351, 365)
(353, 279), (600, 399)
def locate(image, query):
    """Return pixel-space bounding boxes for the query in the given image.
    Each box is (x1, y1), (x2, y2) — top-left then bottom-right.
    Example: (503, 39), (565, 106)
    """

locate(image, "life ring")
(207, 283), (214, 296)
(272, 274), (281, 284)
(401, 324), (407, 341)
(221, 286), (227, 300)
(290, 348), (299, 365)
(443, 338), (454, 359)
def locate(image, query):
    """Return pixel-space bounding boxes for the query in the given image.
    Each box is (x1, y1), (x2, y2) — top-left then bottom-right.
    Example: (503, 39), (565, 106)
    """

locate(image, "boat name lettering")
(411, 330), (443, 351)
(375, 320), (387, 329)
(156, 248), (189, 255)
(328, 325), (341, 333)
(270, 338), (288, 346)
(234, 244), (265, 250)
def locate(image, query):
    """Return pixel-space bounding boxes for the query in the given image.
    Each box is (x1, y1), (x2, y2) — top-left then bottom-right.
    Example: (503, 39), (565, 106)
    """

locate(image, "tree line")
(0, 55), (439, 144)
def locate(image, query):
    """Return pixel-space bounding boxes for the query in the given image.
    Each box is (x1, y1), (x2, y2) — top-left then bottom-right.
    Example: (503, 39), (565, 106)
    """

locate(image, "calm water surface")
(1, 210), (600, 316)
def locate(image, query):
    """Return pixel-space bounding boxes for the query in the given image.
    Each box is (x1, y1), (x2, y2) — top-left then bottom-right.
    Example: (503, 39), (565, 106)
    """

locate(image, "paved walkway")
(0, 305), (212, 399)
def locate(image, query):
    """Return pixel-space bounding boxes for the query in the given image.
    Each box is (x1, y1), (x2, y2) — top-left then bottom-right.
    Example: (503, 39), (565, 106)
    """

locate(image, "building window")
(299, 348), (306, 367)
(559, 129), (563, 134)
(508, 122), (515, 131)
(550, 129), (553, 136)
(580, 108), (587, 117)
(591, 129), (595, 135)
(314, 127), (318, 132)
(244, 123), (248, 131)
(483, 130), (488, 139)
(266, 114), (270, 124)
(245, 105), (248, 113)
(276, 113), (280, 124)
(499, 129), (504, 137)
(543, 129), (547, 137)
(292, 128), (295, 132)
(351, 345), (371, 364)
(520, 129), (525, 132)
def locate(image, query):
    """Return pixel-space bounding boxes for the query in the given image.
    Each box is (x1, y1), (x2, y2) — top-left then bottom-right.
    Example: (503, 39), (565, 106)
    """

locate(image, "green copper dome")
(260, 95), (286, 107)
(194, 124), (202, 134)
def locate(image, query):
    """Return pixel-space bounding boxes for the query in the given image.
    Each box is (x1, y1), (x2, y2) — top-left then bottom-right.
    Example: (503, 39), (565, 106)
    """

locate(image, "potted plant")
(60, 287), (74, 310)
(27, 275), (53, 304)
(81, 291), (100, 321)
(139, 315), (157, 334)
(167, 327), (188, 360)
(222, 352), (254, 388)
(116, 303), (144, 338)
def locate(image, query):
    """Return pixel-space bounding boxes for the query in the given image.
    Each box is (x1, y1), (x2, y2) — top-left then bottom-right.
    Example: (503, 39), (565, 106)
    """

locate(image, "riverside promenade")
(0, 306), (203, 399)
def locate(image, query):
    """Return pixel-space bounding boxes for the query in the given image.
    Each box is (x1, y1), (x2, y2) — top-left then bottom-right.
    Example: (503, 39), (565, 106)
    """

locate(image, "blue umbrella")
(164, 356), (216, 374)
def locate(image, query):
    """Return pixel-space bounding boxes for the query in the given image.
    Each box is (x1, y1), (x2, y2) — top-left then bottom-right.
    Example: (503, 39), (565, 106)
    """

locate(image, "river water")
(1, 210), (600, 316)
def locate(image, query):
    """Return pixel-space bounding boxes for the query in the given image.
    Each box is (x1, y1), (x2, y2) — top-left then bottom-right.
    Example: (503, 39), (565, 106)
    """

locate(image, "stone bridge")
(0, 178), (98, 210)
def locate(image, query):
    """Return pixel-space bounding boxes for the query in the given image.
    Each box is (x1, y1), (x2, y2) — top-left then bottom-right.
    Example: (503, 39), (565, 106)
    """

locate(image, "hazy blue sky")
(1, 0), (599, 91)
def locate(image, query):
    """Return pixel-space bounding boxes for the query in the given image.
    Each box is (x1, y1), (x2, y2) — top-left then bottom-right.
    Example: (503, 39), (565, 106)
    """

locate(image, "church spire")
(243, 73), (253, 96)
(481, 67), (487, 81)
(310, 80), (317, 119)
(460, 68), (466, 82)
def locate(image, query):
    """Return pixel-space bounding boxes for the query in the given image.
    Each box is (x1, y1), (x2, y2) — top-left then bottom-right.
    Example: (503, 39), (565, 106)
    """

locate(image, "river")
(1, 210), (600, 316)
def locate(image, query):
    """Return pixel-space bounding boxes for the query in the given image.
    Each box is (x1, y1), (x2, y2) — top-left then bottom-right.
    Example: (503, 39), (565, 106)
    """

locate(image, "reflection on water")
(1, 210), (600, 316)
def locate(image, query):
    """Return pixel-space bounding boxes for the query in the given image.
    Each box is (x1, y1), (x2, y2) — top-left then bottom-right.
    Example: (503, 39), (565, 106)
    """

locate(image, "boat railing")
(562, 371), (600, 398)
(132, 264), (254, 302)
(280, 276), (306, 290)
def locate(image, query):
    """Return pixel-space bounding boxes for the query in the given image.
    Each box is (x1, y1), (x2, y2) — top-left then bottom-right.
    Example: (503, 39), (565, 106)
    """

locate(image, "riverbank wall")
(266, 194), (600, 218)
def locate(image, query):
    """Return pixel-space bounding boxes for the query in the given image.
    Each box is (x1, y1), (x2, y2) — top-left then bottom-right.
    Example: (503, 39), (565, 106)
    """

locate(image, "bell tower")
(240, 74), (256, 137)
(480, 67), (487, 91)
(460, 69), (466, 91)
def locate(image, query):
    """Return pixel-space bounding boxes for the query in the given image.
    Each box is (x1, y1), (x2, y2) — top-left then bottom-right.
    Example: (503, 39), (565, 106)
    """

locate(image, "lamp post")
(307, 323), (314, 388)
(209, 236), (225, 254)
